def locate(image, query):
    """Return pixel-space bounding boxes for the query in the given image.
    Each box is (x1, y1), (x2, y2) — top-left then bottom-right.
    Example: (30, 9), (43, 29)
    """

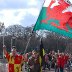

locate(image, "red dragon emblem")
(42, 0), (72, 31)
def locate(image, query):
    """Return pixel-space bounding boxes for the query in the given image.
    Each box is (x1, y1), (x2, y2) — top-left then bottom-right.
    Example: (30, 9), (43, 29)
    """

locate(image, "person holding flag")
(3, 45), (27, 72)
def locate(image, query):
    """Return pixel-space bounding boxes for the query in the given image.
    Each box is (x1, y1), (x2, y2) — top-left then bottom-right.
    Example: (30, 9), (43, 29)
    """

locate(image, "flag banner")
(33, 0), (72, 38)
(39, 39), (45, 72)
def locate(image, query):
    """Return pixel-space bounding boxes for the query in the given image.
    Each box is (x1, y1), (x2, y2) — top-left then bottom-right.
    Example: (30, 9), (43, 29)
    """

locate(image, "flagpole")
(3, 33), (5, 58)
(24, 30), (43, 54)
(24, 33), (32, 54)
(0, 22), (5, 59)
(3, 27), (5, 59)
(11, 36), (16, 50)
(24, 0), (45, 54)
(3, 34), (4, 46)
(11, 38), (12, 50)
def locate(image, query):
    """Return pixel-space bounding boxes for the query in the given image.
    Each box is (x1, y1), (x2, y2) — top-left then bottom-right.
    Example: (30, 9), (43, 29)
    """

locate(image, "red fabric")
(60, 56), (66, 68)
(6, 53), (10, 61)
(6, 54), (23, 72)
(57, 55), (66, 68)
(42, 0), (72, 31)
(8, 64), (14, 72)
(65, 55), (69, 64)
(14, 55), (23, 64)
(57, 56), (61, 67)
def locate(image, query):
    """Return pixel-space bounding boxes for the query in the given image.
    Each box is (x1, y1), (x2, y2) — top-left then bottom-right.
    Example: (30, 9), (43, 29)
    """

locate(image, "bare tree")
(0, 22), (5, 34)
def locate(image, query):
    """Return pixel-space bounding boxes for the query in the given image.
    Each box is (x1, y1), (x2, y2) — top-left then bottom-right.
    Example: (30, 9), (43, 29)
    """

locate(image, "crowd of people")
(3, 45), (72, 72)
(24, 50), (72, 72)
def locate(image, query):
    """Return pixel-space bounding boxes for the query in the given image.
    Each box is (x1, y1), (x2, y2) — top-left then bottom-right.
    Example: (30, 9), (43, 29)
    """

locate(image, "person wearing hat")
(3, 45), (25, 72)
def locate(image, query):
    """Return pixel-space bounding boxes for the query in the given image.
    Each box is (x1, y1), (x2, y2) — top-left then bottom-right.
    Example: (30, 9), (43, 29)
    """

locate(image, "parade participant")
(3, 45), (25, 72)
(28, 50), (40, 72)
(28, 52), (35, 72)
(48, 52), (52, 70)
(34, 53), (40, 72)
(65, 53), (69, 66)
(43, 54), (50, 70)
(56, 53), (61, 72)
(60, 53), (66, 72)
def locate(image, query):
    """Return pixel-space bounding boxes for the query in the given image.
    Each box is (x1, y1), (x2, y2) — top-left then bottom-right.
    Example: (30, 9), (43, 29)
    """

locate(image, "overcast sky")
(0, 0), (72, 28)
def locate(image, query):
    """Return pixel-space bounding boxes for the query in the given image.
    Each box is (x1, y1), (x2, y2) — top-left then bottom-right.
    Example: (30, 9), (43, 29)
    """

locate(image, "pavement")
(0, 63), (69, 72)
(0, 63), (55, 72)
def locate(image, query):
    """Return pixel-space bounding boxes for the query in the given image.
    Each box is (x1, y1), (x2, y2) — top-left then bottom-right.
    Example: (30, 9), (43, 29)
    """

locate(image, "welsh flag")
(33, 0), (72, 38)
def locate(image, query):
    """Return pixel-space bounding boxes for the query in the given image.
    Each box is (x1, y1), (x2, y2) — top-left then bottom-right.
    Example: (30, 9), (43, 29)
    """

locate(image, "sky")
(0, 0), (72, 28)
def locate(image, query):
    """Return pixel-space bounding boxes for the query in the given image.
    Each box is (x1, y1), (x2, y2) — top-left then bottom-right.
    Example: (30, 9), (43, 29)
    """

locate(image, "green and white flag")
(33, 0), (72, 38)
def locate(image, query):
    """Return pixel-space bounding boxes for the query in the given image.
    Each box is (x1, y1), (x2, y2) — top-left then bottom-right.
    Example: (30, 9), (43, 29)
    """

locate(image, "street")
(0, 63), (56, 72)
(0, 62), (69, 72)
